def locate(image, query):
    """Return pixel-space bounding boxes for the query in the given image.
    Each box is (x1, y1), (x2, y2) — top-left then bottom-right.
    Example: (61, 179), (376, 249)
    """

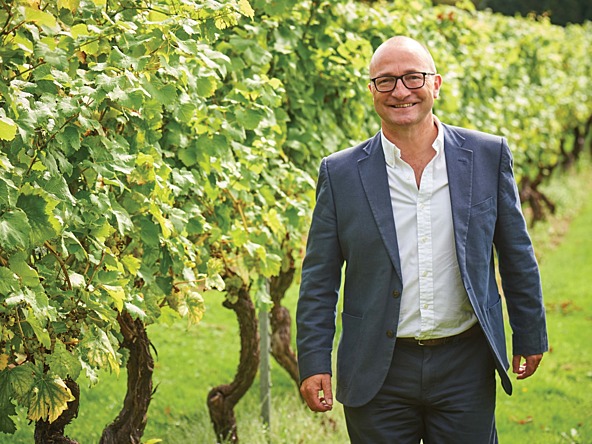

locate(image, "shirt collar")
(381, 116), (445, 168)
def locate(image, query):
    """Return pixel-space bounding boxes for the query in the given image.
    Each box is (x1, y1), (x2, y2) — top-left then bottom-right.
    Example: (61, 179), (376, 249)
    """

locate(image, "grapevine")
(0, 0), (590, 441)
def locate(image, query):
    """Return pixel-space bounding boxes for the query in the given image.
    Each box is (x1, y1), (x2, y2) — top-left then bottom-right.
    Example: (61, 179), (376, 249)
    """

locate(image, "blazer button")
(392, 290), (401, 298)
(386, 330), (395, 338)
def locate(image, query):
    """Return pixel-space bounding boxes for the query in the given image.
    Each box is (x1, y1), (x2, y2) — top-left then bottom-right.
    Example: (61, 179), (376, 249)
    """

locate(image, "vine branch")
(222, 188), (249, 233)
(44, 241), (73, 291)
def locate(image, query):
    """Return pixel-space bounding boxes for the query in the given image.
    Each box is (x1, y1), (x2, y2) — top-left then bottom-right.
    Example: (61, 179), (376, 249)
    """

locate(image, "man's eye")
(377, 78), (394, 86)
(405, 74), (423, 81)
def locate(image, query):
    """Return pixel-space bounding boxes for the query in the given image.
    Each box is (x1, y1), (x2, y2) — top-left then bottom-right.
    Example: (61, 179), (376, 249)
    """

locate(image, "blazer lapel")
(358, 134), (403, 282)
(443, 124), (473, 268)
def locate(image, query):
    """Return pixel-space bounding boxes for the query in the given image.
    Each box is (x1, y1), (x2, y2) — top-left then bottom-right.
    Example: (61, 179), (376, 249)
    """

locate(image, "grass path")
(496, 193), (592, 443)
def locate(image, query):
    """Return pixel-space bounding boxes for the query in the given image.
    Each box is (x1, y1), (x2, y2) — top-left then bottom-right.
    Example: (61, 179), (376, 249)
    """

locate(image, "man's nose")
(391, 79), (409, 98)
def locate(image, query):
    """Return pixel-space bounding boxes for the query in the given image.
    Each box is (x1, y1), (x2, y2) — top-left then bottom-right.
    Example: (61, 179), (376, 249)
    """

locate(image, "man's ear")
(433, 74), (443, 99)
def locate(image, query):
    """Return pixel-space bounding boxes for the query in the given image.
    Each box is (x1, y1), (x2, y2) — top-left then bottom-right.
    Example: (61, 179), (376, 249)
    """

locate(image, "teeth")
(393, 103), (414, 108)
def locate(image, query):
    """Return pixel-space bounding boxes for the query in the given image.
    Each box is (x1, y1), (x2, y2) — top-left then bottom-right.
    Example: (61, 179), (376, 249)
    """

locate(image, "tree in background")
(434, 0), (592, 25)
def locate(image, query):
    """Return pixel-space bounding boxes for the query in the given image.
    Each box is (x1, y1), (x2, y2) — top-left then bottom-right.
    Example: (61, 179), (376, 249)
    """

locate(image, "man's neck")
(382, 115), (438, 157)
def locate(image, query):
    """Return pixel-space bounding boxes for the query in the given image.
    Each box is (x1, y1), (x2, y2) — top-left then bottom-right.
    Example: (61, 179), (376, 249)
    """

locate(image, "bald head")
(369, 36), (437, 78)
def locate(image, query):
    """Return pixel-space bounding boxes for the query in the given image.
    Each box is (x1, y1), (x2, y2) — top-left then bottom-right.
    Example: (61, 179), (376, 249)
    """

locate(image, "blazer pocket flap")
(471, 196), (493, 216)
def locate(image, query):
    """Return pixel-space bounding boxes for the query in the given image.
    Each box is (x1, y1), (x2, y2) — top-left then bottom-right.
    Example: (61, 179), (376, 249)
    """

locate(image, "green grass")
(495, 167), (592, 444)
(3, 161), (592, 443)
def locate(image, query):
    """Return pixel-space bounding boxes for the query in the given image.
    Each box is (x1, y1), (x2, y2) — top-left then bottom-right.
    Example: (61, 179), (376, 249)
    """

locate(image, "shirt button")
(392, 290), (401, 298)
(386, 330), (395, 338)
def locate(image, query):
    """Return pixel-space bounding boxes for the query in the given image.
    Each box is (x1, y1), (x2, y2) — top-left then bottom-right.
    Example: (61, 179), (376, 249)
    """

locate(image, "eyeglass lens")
(374, 73), (426, 92)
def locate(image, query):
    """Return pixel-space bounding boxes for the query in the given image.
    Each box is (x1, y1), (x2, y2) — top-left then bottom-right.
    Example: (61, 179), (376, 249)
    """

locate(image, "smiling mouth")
(392, 103), (415, 108)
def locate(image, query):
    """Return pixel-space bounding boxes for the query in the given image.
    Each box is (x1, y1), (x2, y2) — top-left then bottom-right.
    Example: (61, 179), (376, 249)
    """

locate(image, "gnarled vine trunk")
(34, 378), (80, 444)
(520, 171), (557, 226)
(100, 311), (153, 444)
(269, 264), (300, 388)
(207, 280), (259, 443)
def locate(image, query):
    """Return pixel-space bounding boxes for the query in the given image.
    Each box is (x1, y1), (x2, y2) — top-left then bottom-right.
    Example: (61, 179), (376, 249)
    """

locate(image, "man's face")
(368, 43), (442, 132)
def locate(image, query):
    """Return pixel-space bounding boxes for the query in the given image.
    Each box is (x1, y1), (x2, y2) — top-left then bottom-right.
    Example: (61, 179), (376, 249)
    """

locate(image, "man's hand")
(512, 354), (543, 380)
(300, 373), (333, 412)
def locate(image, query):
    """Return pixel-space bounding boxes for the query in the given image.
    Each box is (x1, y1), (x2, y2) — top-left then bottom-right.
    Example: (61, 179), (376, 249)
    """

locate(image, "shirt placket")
(417, 162), (435, 336)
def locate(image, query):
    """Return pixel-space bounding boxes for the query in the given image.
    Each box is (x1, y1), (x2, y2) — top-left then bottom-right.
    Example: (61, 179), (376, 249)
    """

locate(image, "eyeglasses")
(370, 72), (436, 92)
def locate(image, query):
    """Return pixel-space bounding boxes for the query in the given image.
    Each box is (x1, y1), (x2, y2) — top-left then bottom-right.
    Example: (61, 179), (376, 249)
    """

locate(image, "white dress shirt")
(381, 117), (477, 339)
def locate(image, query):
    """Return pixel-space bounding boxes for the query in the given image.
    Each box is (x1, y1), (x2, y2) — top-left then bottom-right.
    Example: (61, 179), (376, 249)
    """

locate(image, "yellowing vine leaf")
(27, 374), (74, 423)
(177, 290), (205, 326)
(24, 7), (58, 30)
(102, 284), (125, 312)
(149, 203), (172, 238)
(70, 23), (88, 39)
(121, 255), (141, 274)
(57, 0), (79, 12)
(80, 328), (120, 376)
(237, 0), (254, 18)
(0, 355), (8, 371)
(0, 117), (17, 141)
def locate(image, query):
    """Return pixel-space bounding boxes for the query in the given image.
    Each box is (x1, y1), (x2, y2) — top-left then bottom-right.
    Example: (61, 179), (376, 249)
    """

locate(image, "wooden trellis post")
(259, 281), (272, 441)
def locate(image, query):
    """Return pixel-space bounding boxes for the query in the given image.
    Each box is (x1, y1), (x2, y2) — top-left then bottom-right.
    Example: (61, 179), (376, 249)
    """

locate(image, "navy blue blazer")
(296, 124), (548, 408)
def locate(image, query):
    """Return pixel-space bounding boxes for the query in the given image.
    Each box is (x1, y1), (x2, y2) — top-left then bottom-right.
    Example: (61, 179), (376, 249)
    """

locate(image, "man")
(296, 36), (548, 443)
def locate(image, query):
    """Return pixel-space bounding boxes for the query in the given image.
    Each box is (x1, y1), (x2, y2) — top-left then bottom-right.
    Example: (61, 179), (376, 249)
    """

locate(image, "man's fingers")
(512, 355), (522, 374)
(320, 375), (333, 407)
(513, 354), (543, 380)
(300, 374), (333, 412)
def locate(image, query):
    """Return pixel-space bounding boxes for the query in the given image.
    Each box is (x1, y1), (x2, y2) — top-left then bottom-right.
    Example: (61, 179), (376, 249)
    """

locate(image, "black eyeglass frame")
(370, 72), (436, 92)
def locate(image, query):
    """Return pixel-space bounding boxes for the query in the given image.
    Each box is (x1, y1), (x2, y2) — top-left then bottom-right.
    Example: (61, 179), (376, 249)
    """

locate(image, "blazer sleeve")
(296, 157), (344, 383)
(493, 140), (548, 357)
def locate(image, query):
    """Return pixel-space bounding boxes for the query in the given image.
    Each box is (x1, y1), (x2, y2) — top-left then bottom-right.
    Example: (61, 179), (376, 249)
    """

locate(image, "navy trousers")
(343, 328), (498, 444)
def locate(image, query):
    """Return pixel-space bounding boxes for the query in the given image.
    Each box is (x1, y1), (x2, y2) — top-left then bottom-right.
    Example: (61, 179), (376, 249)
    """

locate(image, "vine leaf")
(57, 0), (80, 12)
(79, 327), (121, 375)
(6, 364), (35, 404)
(46, 340), (82, 381)
(0, 176), (19, 207)
(5, 287), (56, 324)
(0, 210), (30, 252)
(0, 370), (17, 434)
(0, 117), (17, 141)
(24, 7), (58, 30)
(8, 253), (41, 288)
(25, 308), (52, 349)
(0, 356), (8, 371)
(237, 0), (255, 18)
(26, 371), (75, 423)
(17, 192), (60, 245)
(177, 290), (206, 326)
(102, 284), (125, 312)
(0, 270), (19, 299)
(0, 405), (17, 434)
